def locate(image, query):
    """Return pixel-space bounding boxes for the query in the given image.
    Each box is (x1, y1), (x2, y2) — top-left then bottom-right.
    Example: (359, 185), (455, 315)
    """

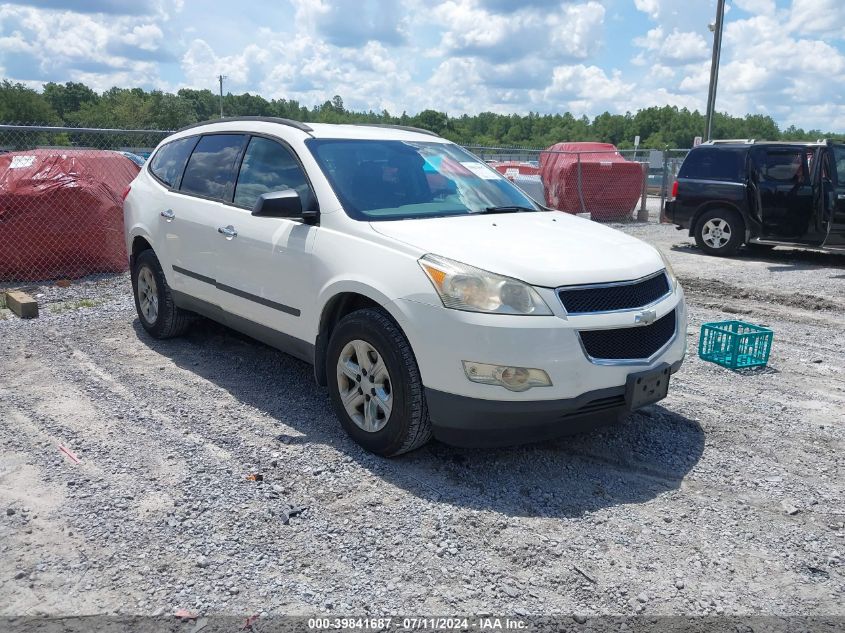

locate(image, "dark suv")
(665, 140), (845, 256)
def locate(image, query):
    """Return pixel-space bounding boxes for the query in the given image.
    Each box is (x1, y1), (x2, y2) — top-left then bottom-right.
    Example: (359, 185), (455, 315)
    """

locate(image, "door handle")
(160, 209), (175, 221)
(838, 194), (845, 200)
(218, 225), (238, 239)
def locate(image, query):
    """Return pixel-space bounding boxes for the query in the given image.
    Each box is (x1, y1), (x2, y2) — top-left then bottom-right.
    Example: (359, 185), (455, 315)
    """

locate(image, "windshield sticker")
(9, 155), (36, 169)
(460, 161), (499, 180)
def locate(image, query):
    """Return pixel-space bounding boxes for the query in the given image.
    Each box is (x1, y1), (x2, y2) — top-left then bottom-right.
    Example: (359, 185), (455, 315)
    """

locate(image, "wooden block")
(4, 291), (38, 319)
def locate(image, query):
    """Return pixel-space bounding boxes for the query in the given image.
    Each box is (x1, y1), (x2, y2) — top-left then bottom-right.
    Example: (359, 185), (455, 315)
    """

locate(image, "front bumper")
(393, 285), (687, 401)
(389, 283), (687, 447)
(426, 360), (682, 447)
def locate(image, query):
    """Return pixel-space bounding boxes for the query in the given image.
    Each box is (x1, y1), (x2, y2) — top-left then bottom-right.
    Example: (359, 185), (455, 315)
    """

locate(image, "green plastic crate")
(698, 320), (773, 370)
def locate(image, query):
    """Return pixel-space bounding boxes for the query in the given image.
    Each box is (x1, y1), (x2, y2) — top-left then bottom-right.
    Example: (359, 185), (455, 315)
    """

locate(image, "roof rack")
(702, 138), (833, 147)
(701, 139), (756, 145)
(177, 116), (313, 134)
(349, 123), (440, 137)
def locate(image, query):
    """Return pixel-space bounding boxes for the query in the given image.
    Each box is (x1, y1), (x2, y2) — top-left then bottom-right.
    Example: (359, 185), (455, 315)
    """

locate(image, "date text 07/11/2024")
(306, 617), (528, 630)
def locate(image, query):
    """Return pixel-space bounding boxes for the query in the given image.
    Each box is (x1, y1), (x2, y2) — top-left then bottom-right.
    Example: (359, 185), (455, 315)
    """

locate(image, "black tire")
(326, 308), (431, 456)
(132, 249), (191, 338)
(694, 208), (745, 256)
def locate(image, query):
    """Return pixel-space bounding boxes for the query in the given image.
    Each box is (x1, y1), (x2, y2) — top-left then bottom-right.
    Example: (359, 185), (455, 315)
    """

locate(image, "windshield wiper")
(478, 205), (537, 214)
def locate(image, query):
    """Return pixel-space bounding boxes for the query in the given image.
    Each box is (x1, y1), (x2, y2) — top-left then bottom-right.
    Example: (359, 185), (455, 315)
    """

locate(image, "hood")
(370, 212), (665, 287)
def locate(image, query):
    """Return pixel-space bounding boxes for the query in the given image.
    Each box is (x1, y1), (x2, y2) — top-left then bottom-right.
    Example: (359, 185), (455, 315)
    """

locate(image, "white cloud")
(539, 64), (635, 113)
(0, 5), (171, 88)
(634, 27), (710, 65)
(291, 0), (408, 47)
(549, 2), (606, 60)
(121, 23), (163, 51)
(0, 0), (843, 132)
(789, 0), (845, 39)
(733, 0), (775, 14)
(432, 0), (605, 63)
(633, 0), (661, 20)
(181, 33), (413, 115)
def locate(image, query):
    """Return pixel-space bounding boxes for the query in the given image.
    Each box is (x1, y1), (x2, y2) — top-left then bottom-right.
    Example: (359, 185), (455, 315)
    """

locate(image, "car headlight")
(657, 249), (678, 290)
(419, 254), (553, 315)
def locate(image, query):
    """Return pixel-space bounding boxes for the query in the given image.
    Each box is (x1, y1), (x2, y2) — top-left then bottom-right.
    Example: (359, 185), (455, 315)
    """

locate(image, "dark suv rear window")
(678, 148), (745, 182)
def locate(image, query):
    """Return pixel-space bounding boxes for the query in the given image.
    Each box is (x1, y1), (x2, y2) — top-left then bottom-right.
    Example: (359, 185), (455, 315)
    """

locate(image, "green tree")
(0, 80), (60, 124)
(177, 88), (219, 121)
(42, 82), (98, 119)
(1, 78), (841, 146)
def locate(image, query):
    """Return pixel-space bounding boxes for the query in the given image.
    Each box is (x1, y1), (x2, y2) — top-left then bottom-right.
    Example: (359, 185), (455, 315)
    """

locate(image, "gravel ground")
(1, 221), (843, 620)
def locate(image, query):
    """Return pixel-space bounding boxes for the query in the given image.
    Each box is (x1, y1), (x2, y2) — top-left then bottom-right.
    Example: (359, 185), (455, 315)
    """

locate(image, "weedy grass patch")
(49, 298), (103, 314)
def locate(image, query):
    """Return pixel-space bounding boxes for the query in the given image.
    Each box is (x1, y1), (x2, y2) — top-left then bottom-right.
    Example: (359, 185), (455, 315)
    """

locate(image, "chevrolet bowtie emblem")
(635, 309), (657, 325)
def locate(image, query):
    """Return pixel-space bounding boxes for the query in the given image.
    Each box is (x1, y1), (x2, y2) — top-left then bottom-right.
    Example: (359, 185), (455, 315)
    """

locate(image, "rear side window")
(234, 137), (312, 209)
(180, 134), (246, 200)
(760, 150), (806, 183)
(678, 148), (744, 182)
(149, 137), (196, 187)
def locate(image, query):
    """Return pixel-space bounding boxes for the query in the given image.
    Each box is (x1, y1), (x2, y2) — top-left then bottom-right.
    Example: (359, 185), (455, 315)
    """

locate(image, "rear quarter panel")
(123, 171), (172, 281)
(675, 179), (748, 233)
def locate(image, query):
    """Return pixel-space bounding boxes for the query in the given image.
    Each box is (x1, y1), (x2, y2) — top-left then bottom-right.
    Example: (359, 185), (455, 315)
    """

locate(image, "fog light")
(462, 361), (552, 392)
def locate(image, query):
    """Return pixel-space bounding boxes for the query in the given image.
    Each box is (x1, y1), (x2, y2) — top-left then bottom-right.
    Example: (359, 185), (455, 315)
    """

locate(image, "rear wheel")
(132, 249), (191, 338)
(327, 308), (431, 456)
(694, 208), (745, 256)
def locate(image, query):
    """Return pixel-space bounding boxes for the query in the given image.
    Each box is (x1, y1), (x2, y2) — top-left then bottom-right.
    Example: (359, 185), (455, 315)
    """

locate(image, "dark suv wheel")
(326, 308), (432, 456)
(694, 208), (745, 256)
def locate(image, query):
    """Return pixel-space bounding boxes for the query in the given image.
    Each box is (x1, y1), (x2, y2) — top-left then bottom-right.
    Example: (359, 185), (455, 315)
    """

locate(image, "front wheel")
(326, 308), (431, 456)
(694, 208), (745, 256)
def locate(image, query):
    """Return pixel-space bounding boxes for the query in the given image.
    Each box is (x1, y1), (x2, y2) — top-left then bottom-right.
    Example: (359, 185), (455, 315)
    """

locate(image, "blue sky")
(0, 0), (843, 130)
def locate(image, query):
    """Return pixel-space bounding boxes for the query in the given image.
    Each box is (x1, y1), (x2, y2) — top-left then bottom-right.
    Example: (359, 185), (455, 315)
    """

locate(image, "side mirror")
(251, 189), (317, 222)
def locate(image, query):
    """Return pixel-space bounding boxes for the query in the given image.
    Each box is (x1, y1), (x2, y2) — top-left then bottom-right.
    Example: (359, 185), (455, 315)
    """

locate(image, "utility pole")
(704, 0), (726, 141)
(217, 74), (227, 118)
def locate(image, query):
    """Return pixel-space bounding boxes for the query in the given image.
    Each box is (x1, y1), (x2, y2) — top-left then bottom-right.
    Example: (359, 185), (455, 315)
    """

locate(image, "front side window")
(149, 137), (196, 187)
(305, 139), (540, 221)
(234, 137), (312, 210)
(180, 134), (246, 200)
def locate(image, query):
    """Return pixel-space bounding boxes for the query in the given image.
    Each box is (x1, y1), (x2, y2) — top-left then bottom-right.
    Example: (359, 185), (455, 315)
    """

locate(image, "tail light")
(121, 185), (131, 201)
(670, 180), (679, 198)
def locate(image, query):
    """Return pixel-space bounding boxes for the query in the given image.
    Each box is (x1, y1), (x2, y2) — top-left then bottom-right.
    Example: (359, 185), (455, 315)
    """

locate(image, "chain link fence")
(0, 124), (169, 283)
(0, 123), (691, 283)
(467, 145), (690, 223)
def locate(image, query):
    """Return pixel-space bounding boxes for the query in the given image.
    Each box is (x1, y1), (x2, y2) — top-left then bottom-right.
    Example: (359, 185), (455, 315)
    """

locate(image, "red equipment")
(539, 142), (644, 221)
(0, 149), (139, 281)
(490, 161), (540, 180)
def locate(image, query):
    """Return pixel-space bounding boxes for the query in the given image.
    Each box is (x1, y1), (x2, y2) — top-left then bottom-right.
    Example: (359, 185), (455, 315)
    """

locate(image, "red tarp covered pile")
(539, 142), (644, 221)
(0, 149), (139, 280)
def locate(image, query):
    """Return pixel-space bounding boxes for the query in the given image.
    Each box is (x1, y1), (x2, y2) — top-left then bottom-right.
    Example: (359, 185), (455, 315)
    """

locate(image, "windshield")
(305, 139), (541, 221)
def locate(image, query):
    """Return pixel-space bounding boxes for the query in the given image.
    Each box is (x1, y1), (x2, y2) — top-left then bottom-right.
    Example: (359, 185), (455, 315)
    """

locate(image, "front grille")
(559, 272), (670, 314)
(579, 309), (676, 360)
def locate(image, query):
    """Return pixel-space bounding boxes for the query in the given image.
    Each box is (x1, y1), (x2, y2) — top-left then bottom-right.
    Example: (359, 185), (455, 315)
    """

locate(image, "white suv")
(124, 117), (687, 456)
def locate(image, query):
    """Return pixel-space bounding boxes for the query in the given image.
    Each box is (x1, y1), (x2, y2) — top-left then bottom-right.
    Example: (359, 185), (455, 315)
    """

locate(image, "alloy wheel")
(702, 218), (732, 249)
(336, 339), (393, 433)
(137, 266), (159, 324)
